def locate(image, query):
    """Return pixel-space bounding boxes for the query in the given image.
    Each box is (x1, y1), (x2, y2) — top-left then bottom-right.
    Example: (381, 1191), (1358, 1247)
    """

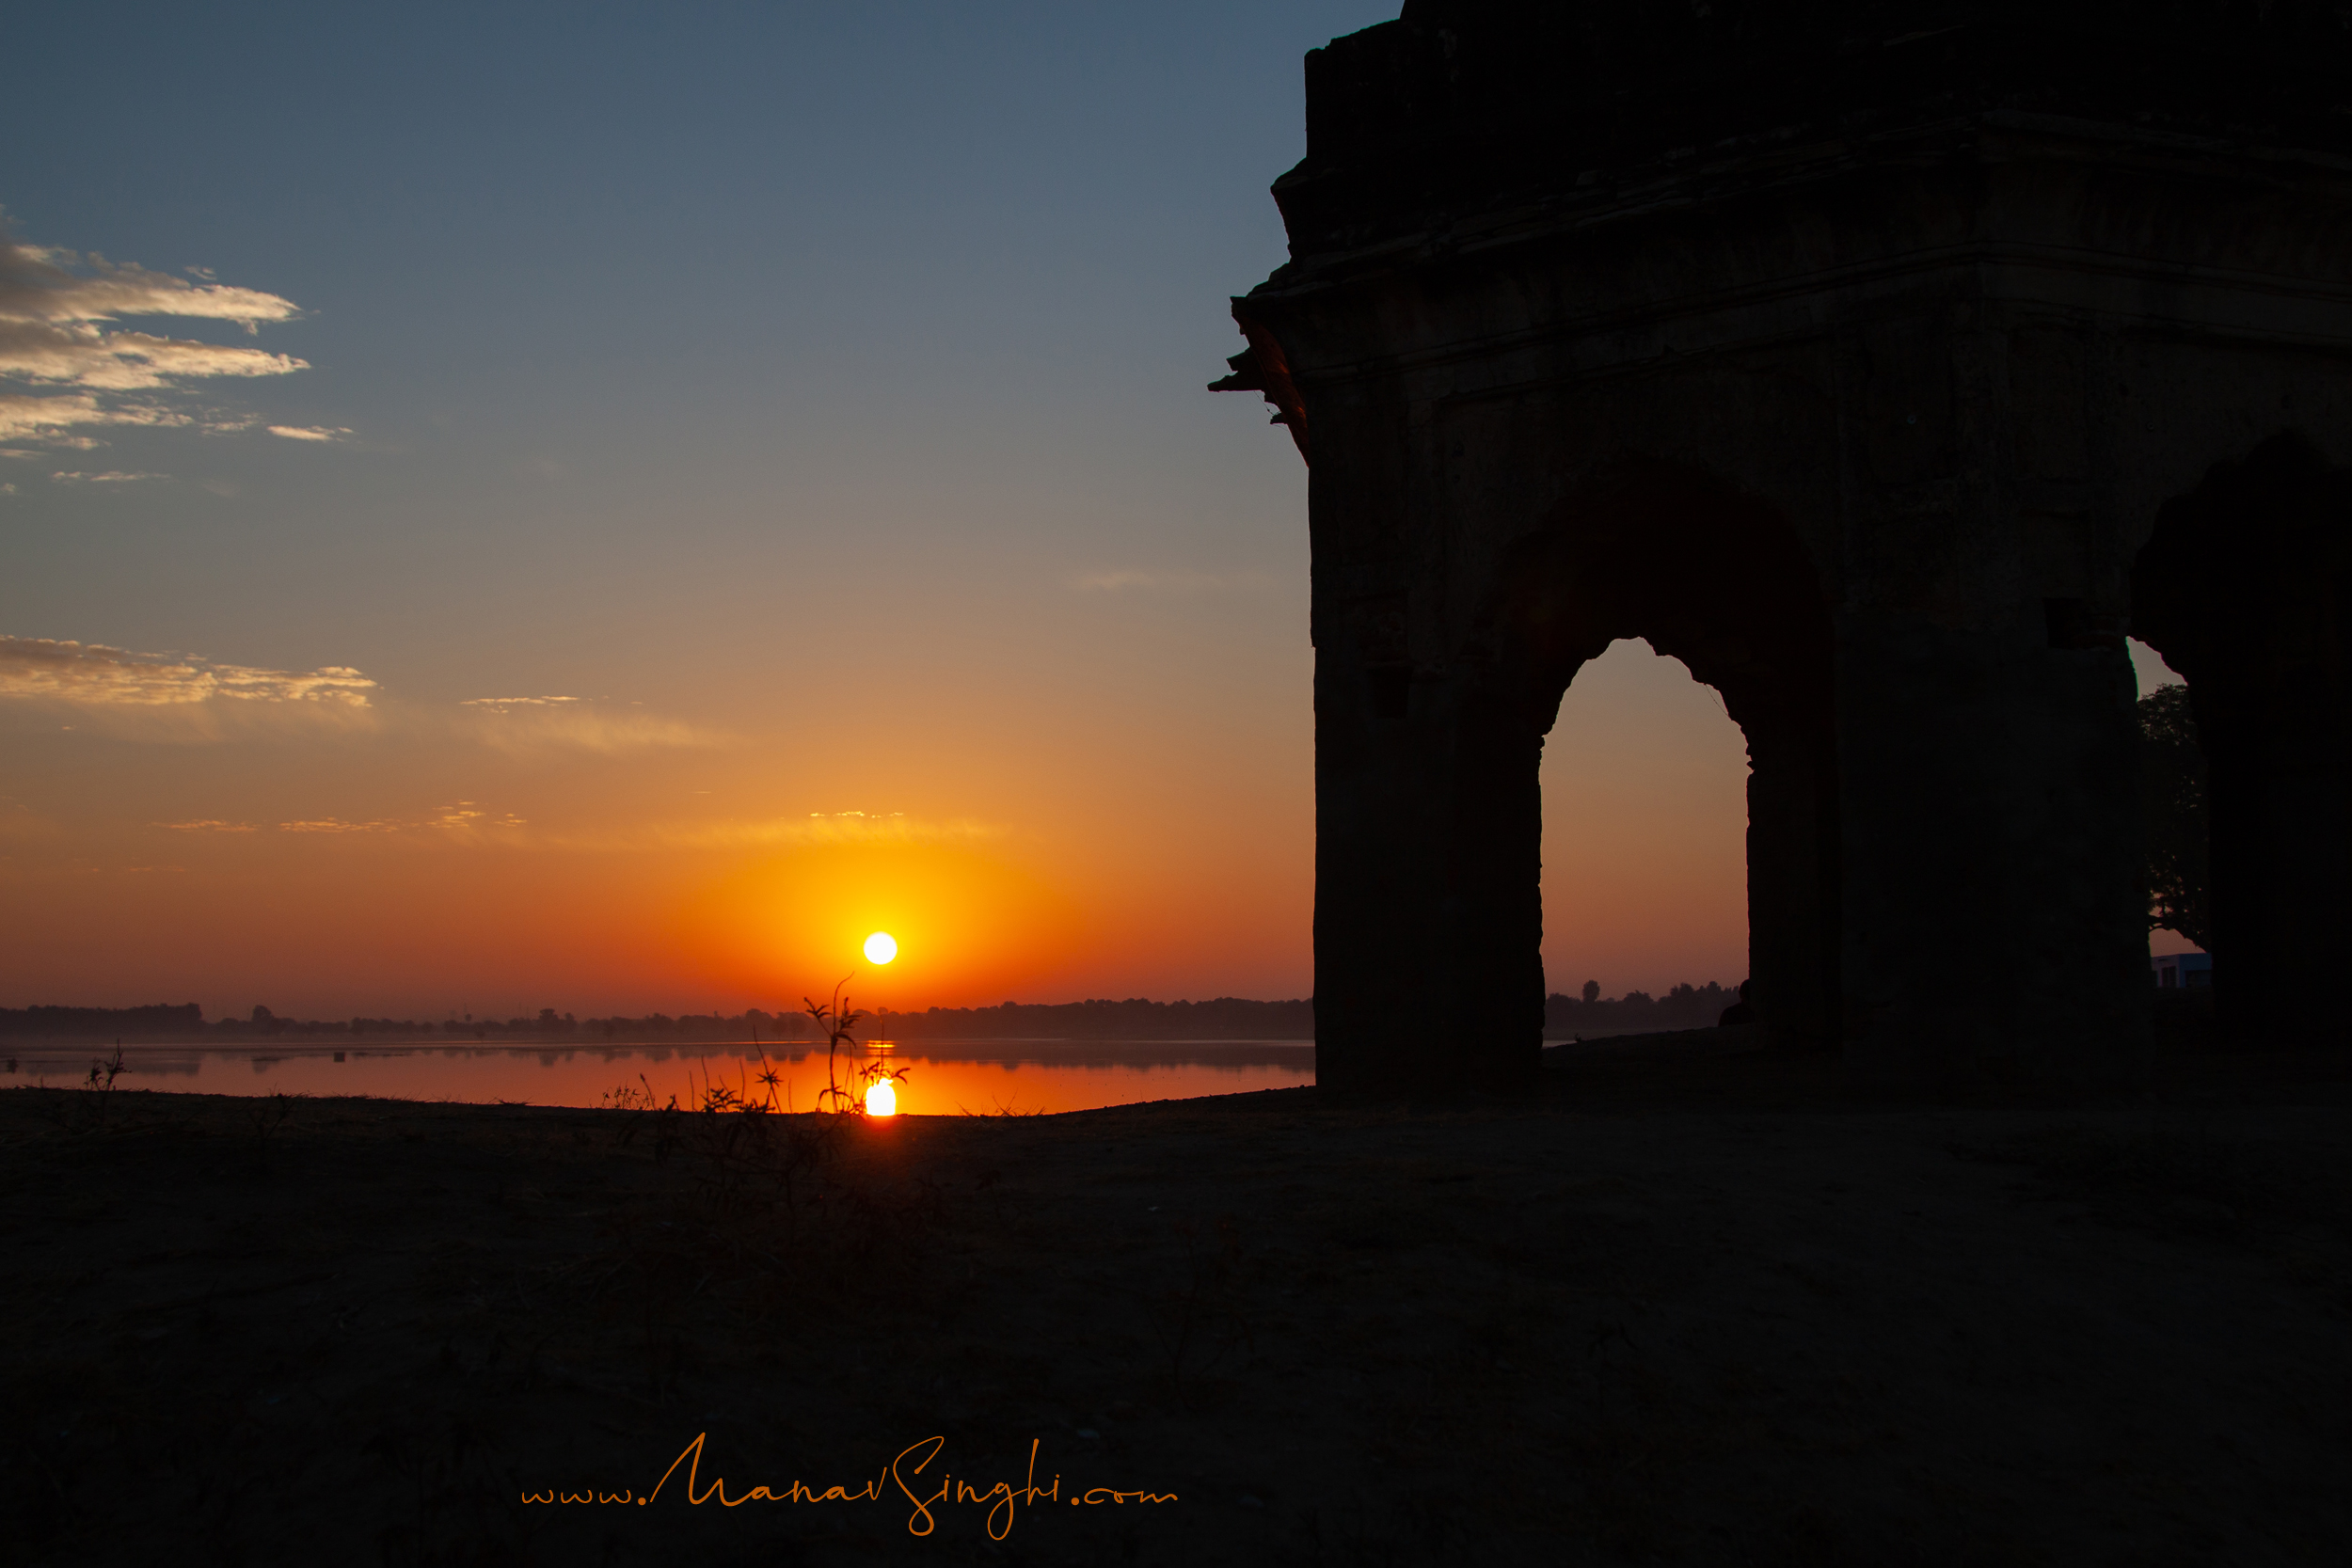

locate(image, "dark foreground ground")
(6, 1036), (2350, 1566)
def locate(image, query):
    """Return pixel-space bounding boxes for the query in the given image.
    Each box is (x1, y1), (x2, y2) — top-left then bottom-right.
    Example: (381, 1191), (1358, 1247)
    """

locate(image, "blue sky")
(5, 3), (1366, 678)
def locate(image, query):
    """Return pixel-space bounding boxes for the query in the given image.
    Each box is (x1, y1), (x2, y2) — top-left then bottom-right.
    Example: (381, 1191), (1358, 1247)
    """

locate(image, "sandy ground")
(5, 1036), (2350, 1566)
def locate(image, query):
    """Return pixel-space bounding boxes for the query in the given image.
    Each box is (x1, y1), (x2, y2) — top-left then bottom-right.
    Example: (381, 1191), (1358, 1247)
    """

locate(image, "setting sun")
(864, 931), (898, 965)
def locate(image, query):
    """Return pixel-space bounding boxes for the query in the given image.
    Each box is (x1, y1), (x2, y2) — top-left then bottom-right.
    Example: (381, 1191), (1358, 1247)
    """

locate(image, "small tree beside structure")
(2140, 684), (2211, 953)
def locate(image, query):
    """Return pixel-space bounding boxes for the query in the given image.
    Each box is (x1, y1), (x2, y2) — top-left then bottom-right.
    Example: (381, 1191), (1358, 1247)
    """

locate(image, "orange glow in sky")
(0, 639), (1781, 1018)
(2, 633), (2191, 1016)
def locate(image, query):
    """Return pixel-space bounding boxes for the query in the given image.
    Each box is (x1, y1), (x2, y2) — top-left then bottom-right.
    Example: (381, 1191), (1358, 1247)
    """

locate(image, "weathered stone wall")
(1225, 1), (2352, 1088)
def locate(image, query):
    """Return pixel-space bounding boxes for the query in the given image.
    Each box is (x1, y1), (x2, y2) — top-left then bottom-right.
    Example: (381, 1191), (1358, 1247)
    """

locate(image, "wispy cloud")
(278, 802), (525, 836)
(0, 222), (310, 442)
(161, 802), (985, 855)
(649, 812), (1009, 851)
(51, 469), (164, 483)
(431, 801), (527, 832)
(0, 325), (303, 390)
(169, 802), (524, 838)
(0, 635), (376, 708)
(1070, 567), (1272, 594)
(0, 390), (192, 442)
(267, 424), (350, 442)
(479, 809), (1009, 855)
(0, 241), (300, 326)
(459, 695), (722, 754)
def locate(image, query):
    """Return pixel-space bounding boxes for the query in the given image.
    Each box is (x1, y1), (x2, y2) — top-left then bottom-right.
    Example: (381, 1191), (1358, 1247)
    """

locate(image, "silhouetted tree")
(2140, 683), (2211, 951)
(1581, 979), (1600, 1005)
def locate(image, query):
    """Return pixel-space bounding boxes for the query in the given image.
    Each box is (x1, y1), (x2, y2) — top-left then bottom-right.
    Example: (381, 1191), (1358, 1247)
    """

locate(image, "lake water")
(3, 1037), (1316, 1116)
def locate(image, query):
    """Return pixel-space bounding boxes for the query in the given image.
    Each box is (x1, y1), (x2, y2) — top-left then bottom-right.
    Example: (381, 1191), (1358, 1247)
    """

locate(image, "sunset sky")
(1, 4), (2193, 1022)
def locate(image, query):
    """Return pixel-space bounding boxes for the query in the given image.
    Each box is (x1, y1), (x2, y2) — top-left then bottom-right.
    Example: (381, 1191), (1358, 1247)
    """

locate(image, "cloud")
(0, 240), (301, 327)
(0, 223), (309, 443)
(459, 695), (722, 754)
(0, 390), (192, 442)
(0, 635), (377, 708)
(267, 424), (350, 442)
(475, 809), (1008, 855)
(0, 320), (304, 391)
(429, 802), (527, 832)
(51, 469), (164, 483)
(649, 812), (1009, 851)
(155, 800), (987, 856)
(276, 802), (525, 837)
(1070, 567), (1272, 594)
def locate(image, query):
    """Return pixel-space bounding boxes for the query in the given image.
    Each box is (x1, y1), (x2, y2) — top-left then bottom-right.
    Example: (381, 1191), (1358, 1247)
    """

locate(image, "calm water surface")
(6, 1038), (1315, 1116)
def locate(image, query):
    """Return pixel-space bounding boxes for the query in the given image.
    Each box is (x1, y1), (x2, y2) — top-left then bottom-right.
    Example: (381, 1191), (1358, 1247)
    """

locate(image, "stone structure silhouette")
(1217, 1), (2352, 1090)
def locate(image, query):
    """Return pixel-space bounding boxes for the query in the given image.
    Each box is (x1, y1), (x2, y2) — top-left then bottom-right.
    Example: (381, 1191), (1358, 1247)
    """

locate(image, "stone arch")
(1246, 1), (2352, 1090)
(1480, 462), (1842, 1052)
(2131, 434), (2352, 1044)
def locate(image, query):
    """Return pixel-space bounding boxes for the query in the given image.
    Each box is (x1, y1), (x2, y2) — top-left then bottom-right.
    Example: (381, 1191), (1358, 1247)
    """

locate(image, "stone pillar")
(1742, 721), (1840, 1051)
(1834, 612), (2149, 1083)
(2134, 439), (2352, 1047)
(1313, 655), (1548, 1094)
(2201, 663), (2352, 1045)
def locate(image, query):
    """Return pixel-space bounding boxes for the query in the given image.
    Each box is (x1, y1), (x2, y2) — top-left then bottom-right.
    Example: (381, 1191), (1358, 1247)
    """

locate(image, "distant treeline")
(217, 1006), (820, 1043)
(1544, 982), (1740, 1038)
(870, 997), (1314, 1040)
(0, 1004), (817, 1044)
(0, 998), (1315, 1043)
(0, 1004), (205, 1038)
(8, 988), (1734, 1045)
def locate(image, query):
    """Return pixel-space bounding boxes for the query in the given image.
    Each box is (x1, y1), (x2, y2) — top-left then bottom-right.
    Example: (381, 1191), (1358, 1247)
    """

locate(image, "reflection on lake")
(3, 1038), (1315, 1116)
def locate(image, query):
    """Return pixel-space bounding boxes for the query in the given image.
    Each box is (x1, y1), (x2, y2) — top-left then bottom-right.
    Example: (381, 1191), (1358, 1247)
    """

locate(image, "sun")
(863, 931), (898, 965)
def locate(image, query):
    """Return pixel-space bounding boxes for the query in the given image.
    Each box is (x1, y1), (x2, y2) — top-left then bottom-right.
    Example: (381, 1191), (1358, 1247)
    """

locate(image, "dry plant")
(246, 1091), (295, 1169)
(598, 1073), (665, 1113)
(960, 1094), (1051, 1117)
(803, 977), (909, 1116)
(86, 1044), (126, 1095)
(31, 1044), (137, 1136)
